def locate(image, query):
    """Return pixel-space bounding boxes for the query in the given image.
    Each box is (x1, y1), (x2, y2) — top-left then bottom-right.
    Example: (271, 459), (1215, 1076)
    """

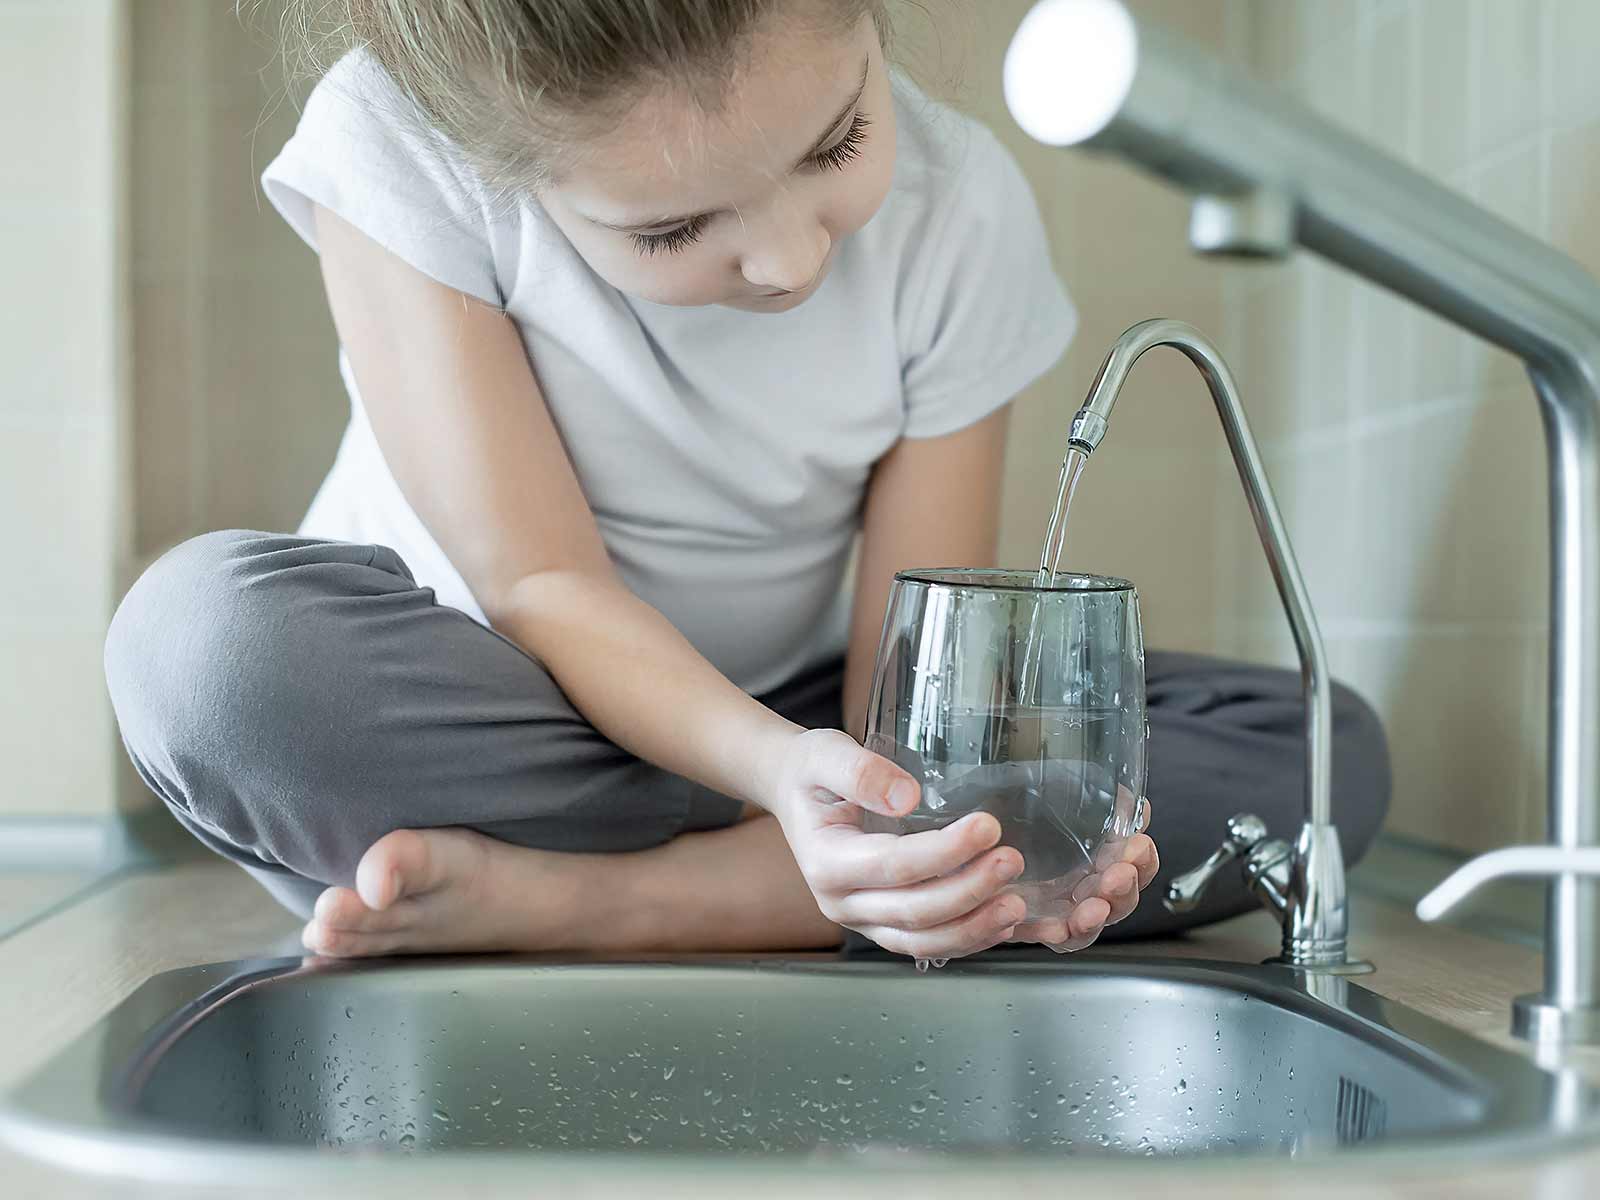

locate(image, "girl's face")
(539, 11), (896, 312)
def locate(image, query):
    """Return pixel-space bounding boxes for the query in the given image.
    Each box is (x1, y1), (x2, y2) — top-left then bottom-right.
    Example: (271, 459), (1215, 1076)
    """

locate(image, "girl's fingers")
(1098, 861), (1140, 925)
(809, 810), (1002, 891)
(1009, 895), (1111, 951)
(841, 847), (1025, 931)
(859, 892), (1024, 961)
(803, 731), (921, 818)
(1126, 833), (1159, 890)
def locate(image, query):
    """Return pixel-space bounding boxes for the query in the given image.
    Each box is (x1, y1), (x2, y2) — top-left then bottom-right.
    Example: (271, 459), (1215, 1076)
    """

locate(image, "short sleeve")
(261, 50), (502, 307)
(897, 127), (1077, 439)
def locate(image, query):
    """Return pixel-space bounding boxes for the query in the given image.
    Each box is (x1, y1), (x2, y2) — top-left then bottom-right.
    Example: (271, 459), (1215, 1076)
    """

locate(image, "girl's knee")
(103, 530), (391, 881)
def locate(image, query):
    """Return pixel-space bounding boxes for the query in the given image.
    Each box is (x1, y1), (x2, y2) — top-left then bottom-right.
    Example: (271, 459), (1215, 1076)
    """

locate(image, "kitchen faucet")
(1066, 319), (1366, 973)
(1007, 0), (1600, 1041)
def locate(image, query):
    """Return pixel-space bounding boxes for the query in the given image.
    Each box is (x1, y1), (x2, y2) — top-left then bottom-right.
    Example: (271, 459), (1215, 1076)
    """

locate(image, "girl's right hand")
(763, 728), (1028, 960)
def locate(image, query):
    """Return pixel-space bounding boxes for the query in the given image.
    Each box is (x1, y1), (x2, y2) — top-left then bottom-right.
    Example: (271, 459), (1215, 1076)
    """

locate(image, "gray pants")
(103, 530), (1390, 938)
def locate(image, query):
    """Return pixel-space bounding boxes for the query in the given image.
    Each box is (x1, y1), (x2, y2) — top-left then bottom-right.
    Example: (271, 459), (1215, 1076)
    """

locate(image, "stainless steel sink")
(3, 954), (1595, 1184)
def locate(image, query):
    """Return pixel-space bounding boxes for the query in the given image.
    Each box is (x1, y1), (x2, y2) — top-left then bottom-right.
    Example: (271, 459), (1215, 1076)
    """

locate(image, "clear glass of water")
(861, 569), (1147, 936)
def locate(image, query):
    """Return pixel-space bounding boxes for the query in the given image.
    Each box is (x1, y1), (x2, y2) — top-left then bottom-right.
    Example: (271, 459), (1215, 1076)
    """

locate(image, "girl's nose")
(740, 214), (831, 294)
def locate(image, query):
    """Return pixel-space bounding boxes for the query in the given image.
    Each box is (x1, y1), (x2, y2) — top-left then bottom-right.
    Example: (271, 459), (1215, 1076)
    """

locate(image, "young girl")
(105, 0), (1386, 962)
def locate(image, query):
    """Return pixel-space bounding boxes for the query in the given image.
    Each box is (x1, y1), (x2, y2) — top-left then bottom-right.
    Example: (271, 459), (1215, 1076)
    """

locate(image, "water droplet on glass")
(432, 1107), (451, 1123)
(663, 1065), (675, 1081)
(910, 1100), (926, 1114)
(398, 1133), (416, 1149)
(836, 1074), (852, 1086)
(343, 1005), (354, 1019)
(913, 1060), (927, 1073)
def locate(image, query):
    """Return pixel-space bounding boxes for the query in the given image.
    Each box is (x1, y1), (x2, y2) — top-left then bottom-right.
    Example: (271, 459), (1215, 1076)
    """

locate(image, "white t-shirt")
(261, 51), (1077, 697)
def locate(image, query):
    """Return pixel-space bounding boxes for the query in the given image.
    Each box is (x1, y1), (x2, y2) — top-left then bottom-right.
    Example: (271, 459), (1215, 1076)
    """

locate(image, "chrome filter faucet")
(1066, 319), (1364, 973)
(1007, 0), (1600, 1041)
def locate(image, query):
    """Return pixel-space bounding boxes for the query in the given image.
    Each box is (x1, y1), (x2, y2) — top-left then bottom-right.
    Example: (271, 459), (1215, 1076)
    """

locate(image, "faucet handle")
(1164, 813), (1271, 913)
(1416, 845), (1600, 922)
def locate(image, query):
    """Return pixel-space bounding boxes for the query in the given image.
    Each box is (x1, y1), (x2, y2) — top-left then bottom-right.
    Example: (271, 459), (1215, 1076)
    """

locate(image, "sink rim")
(3, 953), (1597, 1186)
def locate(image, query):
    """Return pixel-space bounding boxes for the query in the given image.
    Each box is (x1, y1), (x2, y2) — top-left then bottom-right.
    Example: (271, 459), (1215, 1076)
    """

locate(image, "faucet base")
(1512, 993), (1600, 1044)
(1263, 955), (1375, 976)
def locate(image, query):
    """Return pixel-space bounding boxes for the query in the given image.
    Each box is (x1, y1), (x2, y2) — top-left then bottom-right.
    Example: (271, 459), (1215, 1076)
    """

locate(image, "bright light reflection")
(1004, 0), (1139, 147)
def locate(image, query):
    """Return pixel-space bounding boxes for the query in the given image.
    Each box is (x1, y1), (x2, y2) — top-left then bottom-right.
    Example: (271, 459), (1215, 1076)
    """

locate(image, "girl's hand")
(764, 728), (1027, 961)
(1008, 796), (1159, 953)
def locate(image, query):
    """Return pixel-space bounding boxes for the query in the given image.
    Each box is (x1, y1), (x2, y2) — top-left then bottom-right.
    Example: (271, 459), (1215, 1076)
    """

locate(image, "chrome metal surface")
(2, 955), (1595, 1185)
(1188, 190), (1294, 258)
(1069, 319), (1353, 970)
(1165, 814), (1270, 913)
(1008, 0), (1600, 1042)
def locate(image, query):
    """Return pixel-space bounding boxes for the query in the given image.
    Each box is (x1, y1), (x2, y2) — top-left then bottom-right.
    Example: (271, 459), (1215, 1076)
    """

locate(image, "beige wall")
(129, 2), (344, 562)
(0, 1), (128, 818)
(17, 0), (1578, 860)
(1211, 0), (1600, 854)
(893, 0), (1237, 654)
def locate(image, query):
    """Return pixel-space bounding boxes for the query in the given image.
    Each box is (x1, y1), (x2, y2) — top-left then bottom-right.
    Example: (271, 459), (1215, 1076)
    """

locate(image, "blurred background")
(0, 0), (1581, 913)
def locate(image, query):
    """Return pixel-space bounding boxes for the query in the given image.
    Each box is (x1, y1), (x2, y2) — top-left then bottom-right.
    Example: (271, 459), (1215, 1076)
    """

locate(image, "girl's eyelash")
(626, 112), (872, 257)
(811, 112), (871, 172)
(630, 213), (711, 256)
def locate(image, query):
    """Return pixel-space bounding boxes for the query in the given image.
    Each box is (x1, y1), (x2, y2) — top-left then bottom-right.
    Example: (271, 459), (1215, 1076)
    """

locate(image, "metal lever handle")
(1164, 813), (1270, 913)
(1416, 846), (1600, 922)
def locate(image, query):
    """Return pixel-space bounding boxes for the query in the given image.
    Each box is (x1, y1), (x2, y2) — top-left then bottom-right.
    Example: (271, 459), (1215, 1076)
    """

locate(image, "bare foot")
(301, 827), (588, 958)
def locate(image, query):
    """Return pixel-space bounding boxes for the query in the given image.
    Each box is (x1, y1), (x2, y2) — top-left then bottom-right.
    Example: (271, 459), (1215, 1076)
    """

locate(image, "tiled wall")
(895, 0), (1235, 655)
(0, 1), (128, 818)
(28, 0), (1557, 860)
(1211, 0), (1600, 854)
(129, 2), (345, 561)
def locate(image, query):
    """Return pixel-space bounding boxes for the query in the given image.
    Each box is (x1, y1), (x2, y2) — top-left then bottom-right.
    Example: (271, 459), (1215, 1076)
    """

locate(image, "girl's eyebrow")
(586, 56), (872, 235)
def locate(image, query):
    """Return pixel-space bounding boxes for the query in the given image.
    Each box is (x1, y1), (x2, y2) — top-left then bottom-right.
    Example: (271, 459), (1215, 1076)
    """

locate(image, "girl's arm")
(841, 408), (1012, 739)
(313, 205), (795, 807)
(311, 205), (1027, 959)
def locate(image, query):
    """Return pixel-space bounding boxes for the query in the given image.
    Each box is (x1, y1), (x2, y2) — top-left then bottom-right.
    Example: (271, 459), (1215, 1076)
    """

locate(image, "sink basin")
(2, 954), (1595, 1183)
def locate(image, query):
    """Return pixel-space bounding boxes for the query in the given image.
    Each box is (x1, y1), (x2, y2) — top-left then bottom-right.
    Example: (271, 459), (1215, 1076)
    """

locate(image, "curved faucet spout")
(1074, 319), (1353, 969)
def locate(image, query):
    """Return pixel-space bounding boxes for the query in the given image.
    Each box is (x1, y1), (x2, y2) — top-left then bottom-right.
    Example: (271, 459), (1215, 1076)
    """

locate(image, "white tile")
(1365, 9), (1418, 163)
(1548, 0), (1600, 123)
(1272, 437), (1363, 623)
(0, 428), (118, 637)
(1302, 29), (1374, 139)
(1412, 0), (1476, 181)
(1345, 630), (1537, 854)
(1547, 117), (1600, 281)
(1352, 279), (1419, 417)
(0, 630), (119, 818)
(1470, 0), (1545, 156)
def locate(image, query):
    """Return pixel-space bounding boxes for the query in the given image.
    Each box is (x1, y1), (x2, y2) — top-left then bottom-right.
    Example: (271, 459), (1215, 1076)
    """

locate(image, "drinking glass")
(861, 569), (1148, 935)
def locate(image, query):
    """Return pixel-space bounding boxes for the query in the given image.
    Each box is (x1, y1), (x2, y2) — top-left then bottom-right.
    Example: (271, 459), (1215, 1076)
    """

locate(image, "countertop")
(1, 861), (1598, 1198)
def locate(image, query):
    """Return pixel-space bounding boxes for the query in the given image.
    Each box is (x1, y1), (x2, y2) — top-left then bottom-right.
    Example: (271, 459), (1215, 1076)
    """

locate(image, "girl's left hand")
(1007, 797), (1159, 953)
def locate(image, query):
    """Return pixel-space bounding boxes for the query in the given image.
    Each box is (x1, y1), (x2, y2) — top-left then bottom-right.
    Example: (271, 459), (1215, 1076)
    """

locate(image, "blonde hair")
(264, 0), (886, 196)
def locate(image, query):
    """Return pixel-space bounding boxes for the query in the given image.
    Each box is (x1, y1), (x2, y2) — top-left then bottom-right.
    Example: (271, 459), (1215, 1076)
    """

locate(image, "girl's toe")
(355, 828), (435, 910)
